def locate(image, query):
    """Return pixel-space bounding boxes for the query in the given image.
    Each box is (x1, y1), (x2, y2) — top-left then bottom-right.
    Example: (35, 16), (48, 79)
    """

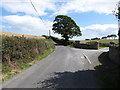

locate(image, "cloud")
(82, 24), (118, 34)
(1, 0), (120, 16)
(53, 0), (119, 15)
(76, 24), (118, 40)
(3, 15), (53, 36)
(1, 0), (56, 16)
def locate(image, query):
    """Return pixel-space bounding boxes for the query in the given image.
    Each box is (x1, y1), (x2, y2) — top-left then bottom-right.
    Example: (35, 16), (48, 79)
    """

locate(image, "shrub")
(2, 35), (55, 63)
(85, 39), (90, 40)
(99, 43), (110, 47)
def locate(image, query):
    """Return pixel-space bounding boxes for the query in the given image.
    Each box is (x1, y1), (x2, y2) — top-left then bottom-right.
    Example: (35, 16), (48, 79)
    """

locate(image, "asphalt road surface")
(2, 46), (109, 88)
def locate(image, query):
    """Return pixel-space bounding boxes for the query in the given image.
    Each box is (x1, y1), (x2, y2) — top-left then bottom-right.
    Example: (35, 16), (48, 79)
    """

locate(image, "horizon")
(1, 0), (119, 40)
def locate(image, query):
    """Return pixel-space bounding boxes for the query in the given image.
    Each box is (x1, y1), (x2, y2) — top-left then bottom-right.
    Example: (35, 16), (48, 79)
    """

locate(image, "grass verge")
(67, 45), (74, 48)
(80, 39), (118, 44)
(1, 48), (55, 83)
(95, 52), (120, 88)
(99, 47), (109, 49)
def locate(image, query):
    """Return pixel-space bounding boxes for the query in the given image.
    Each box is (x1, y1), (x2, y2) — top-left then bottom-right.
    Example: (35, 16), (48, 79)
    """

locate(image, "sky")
(0, 0), (120, 40)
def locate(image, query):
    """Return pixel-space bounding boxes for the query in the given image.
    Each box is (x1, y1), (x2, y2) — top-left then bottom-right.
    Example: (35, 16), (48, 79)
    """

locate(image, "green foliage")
(113, 1), (120, 48)
(52, 15), (82, 41)
(101, 36), (107, 39)
(85, 39), (90, 40)
(2, 35), (55, 82)
(42, 35), (50, 39)
(114, 1), (120, 19)
(99, 43), (110, 47)
(91, 37), (100, 40)
(50, 36), (75, 46)
(87, 41), (109, 47)
(81, 39), (118, 44)
(2, 35), (54, 62)
(2, 35), (55, 72)
(99, 47), (108, 49)
(119, 7), (120, 19)
(2, 47), (55, 82)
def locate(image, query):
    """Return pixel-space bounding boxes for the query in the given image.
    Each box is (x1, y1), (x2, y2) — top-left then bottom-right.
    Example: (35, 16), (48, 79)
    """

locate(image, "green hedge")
(99, 43), (110, 47)
(2, 35), (55, 63)
(86, 41), (110, 47)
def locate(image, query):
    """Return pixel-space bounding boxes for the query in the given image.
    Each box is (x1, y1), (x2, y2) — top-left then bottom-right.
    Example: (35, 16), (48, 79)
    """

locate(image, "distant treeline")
(85, 34), (117, 40)
(42, 35), (74, 45)
(2, 35), (55, 65)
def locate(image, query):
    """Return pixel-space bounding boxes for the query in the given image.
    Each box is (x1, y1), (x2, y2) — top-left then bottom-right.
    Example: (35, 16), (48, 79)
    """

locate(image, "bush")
(99, 43), (110, 47)
(85, 39), (90, 40)
(91, 37), (100, 40)
(2, 35), (55, 63)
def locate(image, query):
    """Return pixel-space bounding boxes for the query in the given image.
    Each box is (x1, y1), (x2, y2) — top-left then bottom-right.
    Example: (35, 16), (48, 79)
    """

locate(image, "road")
(2, 46), (108, 88)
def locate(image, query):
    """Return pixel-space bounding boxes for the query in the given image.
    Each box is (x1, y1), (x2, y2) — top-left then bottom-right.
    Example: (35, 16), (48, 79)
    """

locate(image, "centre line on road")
(83, 53), (92, 64)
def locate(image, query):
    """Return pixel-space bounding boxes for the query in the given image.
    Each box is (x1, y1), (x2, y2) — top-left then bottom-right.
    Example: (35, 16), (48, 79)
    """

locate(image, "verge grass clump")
(1, 35), (55, 82)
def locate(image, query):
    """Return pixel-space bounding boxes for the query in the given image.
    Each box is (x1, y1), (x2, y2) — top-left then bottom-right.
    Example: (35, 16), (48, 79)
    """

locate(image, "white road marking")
(81, 56), (84, 59)
(83, 53), (92, 64)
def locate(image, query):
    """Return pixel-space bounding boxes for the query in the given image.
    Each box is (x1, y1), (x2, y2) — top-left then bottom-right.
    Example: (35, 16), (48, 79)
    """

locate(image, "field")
(80, 39), (118, 44)
(0, 31), (45, 39)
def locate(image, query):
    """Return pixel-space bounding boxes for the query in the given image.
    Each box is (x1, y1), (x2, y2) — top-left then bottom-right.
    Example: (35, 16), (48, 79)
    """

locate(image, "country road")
(2, 46), (109, 88)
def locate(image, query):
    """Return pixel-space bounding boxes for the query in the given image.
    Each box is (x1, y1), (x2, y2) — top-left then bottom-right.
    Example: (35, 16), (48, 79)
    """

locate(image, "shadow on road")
(36, 70), (100, 88)
(94, 52), (120, 88)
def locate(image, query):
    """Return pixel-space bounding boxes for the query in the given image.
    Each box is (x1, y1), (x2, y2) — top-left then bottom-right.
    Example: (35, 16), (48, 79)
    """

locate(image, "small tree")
(114, 34), (117, 39)
(101, 36), (107, 39)
(111, 34), (117, 39)
(107, 35), (111, 39)
(52, 15), (82, 41)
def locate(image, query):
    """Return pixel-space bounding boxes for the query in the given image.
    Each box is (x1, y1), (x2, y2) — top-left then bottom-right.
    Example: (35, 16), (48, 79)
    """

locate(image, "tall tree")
(118, 2), (120, 47)
(114, 1), (120, 47)
(52, 15), (82, 41)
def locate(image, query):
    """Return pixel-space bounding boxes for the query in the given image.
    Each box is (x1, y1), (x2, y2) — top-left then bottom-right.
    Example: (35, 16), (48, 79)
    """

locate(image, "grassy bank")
(80, 39), (118, 48)
(95, 52), (120, 88)
(1, 35), (55, 82)
(80, 39), (118, 44)
(99, 47), (109, 49)
(2, 48), (55, 82)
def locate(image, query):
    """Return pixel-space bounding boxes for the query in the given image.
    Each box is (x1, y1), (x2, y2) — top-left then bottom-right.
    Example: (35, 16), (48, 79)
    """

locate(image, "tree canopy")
(52, 15), (82, 41)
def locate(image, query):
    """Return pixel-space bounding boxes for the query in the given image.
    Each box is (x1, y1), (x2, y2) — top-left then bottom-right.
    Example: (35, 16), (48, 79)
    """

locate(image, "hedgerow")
(1, 35), (55, 74)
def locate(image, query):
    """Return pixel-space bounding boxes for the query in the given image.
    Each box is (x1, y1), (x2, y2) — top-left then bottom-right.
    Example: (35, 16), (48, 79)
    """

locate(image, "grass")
(80, 39), (118, 44)
(67, 45), (74, 48)
(1, 48), (55, 83)
(95, 52), (120, 88)
(99, 47), (109, 49)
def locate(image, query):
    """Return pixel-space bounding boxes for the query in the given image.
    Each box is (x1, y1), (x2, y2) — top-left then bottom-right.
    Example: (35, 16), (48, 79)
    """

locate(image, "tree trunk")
(65, 37), (69, 41)
(64, 34), (69, 41)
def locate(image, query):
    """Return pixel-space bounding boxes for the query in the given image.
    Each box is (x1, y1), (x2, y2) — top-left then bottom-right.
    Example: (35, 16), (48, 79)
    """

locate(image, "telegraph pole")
(49, 29), (51, 36)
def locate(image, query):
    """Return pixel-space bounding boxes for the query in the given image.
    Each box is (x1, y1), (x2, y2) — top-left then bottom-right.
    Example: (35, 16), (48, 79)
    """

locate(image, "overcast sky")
(0, 0), (119, 40)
